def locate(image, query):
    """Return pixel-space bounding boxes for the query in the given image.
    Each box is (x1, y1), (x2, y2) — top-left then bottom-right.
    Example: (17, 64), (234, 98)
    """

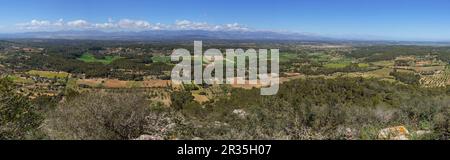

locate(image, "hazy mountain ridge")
(0, 30), (332, 41)
(1, 30), (449, 46)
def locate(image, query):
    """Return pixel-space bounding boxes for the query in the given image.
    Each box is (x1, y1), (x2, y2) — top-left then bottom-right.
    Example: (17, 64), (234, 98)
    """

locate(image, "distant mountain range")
(0, 30), (333, 41)
(1, 30), (450, 46)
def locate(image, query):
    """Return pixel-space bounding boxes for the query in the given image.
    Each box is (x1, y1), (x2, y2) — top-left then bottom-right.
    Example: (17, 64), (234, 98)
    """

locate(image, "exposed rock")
(133, 134), (163, 140)
(414, 130), (432, 137)
(378, 126), (410, 140)
(232, 109), (248, 119)
(337, 127), (357, 140)
(213, 121), (229, 127)
(192, 137), (203, 140)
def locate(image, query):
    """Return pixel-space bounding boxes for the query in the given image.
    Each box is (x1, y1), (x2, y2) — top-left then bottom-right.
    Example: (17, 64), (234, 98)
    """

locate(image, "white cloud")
(67, 20), (90, 28)
(17, 19), (53, 30)
(16, 19), (251, 32)
(174, 20), (248, 31)
(175, 20), (191, 26)
(94, 22), (116, 29)
(18, 19), (92, 30)
(224, 23), (249, 31)
(54, 19), (64, 27)
(117, 19), (151, 30)
(174, 20), (209, 30)
(30, 20), (51, 26)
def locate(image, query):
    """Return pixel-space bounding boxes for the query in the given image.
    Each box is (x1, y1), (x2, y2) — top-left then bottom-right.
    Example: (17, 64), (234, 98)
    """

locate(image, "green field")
(279, 53), (299, 63)
(308, 52), (332, 63)
(324, 62), (351, 69)
(151, 56), (172, 63)
(6, 75), (34, 84)
(78, 53), (122, 64)
(323, 58), (351, 68)
(371, 60), (394, 67)
(358, 63), (370, 68)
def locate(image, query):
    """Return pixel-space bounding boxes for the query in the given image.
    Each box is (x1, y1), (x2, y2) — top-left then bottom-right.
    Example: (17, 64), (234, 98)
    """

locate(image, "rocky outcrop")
(133, 134), (163, 140)
(378, 126), (410, 140)
(232, 109), (248, 119)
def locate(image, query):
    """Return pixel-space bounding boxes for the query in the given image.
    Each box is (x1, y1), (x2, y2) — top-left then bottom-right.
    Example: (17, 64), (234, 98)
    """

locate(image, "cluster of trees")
(286, 63), (375, 75)
(171, 91), (195, 111)
(172, 77), (449, 140)
(390, 71), (421, 85)
(346, 45), (450, 63)
(0, 78), (43, 140)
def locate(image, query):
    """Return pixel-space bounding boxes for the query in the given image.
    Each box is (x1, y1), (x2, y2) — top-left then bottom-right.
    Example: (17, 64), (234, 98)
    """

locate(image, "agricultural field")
(279, 52), (300, 63)
(77, 53), (122, 64)
(151, 55), (171, 63)
(26, 70), (70, 79)
(307, 52), (332, 63)
(420, 67), (450, 88)
(358, 63), (370, 68)
(371, 60), (395, 67)
(5, 75), (34, 84)
(324, 61), (352, 69)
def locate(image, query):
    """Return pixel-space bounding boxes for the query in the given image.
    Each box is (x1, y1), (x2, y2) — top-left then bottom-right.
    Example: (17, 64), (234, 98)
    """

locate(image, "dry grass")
(142, 80), (171, 88)
(192, 91), (209, 104)
(27, 70), (70, 79)
(372, 60), (395, 67)
(413, 66), (445, 73)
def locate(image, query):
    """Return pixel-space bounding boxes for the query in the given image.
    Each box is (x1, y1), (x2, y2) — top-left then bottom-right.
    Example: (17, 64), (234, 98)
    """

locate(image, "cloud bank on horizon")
(15, 19), (250, 32)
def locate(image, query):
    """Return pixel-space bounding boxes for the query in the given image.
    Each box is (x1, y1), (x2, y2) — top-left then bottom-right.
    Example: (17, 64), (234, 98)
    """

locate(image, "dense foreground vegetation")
(1, 77), (448, 140)
(172, 78), (449, 140)
(0, 78), (43, 139)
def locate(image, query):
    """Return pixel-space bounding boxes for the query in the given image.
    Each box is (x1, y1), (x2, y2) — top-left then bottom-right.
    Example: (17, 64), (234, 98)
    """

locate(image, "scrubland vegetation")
(0, 40), (449, 140)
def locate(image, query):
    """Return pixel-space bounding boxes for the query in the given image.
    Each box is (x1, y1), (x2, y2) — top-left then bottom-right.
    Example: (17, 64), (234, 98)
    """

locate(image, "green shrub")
(0, 78), (43, 140)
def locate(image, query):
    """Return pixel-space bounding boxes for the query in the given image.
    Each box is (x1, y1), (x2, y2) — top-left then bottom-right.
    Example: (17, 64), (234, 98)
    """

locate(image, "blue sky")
(0, 0), (449, 41)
